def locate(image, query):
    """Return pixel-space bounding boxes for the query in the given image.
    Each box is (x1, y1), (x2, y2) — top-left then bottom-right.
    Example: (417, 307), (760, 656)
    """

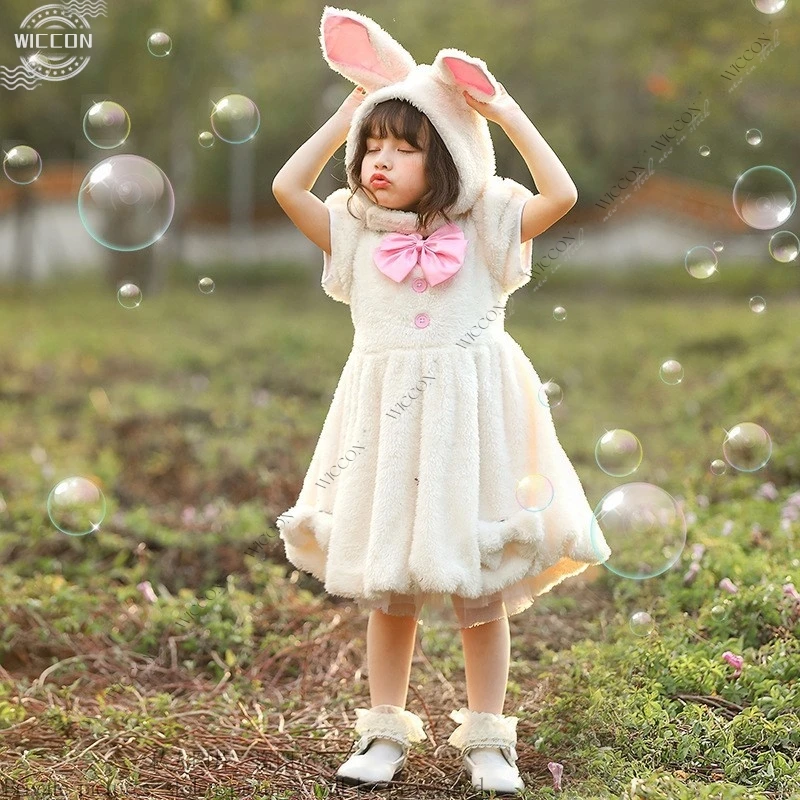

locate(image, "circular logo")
(18, 4), (92, 82)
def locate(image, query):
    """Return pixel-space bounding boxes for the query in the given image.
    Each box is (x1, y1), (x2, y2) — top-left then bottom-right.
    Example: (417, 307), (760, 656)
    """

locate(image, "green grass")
(0, 260), (798, 799)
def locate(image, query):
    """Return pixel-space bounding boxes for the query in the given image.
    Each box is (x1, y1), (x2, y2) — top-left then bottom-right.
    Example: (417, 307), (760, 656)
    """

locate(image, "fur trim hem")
(277, 501), (609, 605)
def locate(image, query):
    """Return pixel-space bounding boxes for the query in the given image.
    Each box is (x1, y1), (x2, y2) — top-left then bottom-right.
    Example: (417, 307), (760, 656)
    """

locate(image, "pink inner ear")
(324, 16), (388, 78)
(442, 57), (495, 95)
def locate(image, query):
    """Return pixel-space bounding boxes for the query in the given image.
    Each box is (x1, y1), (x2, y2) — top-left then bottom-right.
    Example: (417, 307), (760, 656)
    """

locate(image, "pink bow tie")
(373, 222), (468, 287)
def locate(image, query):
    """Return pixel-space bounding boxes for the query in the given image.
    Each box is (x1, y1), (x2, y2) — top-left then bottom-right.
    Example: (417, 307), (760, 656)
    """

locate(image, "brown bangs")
(363, 100), (431, 151)
(346, 98), (461, 233)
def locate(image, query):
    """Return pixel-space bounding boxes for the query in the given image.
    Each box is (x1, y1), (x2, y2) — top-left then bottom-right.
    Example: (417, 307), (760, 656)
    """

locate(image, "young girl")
(273, 6), (611, 794)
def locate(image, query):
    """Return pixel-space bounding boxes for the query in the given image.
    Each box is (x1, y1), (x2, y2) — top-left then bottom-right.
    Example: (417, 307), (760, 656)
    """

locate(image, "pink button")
(412, 278), (428, 292)
(414, 313), (430, 328)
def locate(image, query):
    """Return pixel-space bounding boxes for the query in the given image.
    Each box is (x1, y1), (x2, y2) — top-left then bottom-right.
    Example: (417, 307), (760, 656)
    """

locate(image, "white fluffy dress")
(277, 179), (611, 629)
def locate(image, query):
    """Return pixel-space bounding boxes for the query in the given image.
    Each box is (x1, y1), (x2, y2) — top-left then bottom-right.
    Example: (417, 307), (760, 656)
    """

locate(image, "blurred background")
(0, 0), (798, 287)
(1, 0), (798, 596)
(1, 0), (799, 599)
(1, 1), (799, 796)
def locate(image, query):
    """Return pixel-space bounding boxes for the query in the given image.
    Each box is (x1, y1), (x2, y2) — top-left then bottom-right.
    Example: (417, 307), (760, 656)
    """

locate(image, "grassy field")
(0, 258), (798, 799)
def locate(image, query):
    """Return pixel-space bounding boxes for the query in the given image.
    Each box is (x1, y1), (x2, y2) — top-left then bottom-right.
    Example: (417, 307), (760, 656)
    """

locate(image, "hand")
(335, 85), (368, 125)
(462, 82), (522, 126)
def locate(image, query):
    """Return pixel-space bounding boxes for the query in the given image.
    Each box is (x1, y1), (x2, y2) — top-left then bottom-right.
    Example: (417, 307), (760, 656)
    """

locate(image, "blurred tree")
(1, 0), (798, 284)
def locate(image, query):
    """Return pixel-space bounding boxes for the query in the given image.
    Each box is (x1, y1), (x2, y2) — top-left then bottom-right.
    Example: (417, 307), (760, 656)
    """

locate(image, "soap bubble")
(198, 131), (215, 148)
(745, 128), (763, 146)
(198, 277), (215, 294)
(553, 306), (567, 321)
(83, 101), (130, 149)
(713, 241), (724, 252)
(710, 603), (728, 619)
(732, 166), (796, 229)
(768, 230), (799, 262)
(515, 473), (555, 512)
(78, 155), (175, 251)
(2, 145), (42, 184)
(722, 422), (772, 471)
(710, 459), (727, 476)
(659, 359), (684, 385)
(147, 31), (172, 57)
(685, 246), (718, 278)
(538, 380), (563, 408)
(210, 94), (260, 144)
(752, 0), (786, 12)
(595, 429), (643, 477)
(117, 283), (142, 308)
(47, 477), (106, 536)
(591, 482), (686, 579)
(699, 146), (711, 157)
(749, 295), (766, 313)
(630, 611), (655, 636)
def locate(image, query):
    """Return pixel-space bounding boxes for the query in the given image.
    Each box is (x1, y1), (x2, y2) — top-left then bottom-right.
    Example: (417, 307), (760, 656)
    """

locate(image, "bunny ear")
(320, 6), (416, 92)
(433, 49), (499, 103)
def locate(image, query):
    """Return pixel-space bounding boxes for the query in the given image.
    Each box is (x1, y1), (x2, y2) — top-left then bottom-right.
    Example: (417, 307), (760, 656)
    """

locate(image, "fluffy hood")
(319, 6), (503, 217)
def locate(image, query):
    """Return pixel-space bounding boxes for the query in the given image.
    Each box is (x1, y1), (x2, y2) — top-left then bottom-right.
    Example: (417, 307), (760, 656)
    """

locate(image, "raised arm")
(500, 107), (578, 242)
(463, 85), (578, 243)
(272, 86), (367, 254)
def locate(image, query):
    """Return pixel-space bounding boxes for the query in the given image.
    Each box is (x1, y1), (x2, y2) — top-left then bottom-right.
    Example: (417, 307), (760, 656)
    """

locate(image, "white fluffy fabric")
(319, 5), (499, 215)
(276, 7), (612, 622)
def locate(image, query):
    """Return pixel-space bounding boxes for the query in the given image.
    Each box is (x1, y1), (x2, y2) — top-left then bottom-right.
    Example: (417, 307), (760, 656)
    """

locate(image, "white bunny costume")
(277, 6), (611, 629)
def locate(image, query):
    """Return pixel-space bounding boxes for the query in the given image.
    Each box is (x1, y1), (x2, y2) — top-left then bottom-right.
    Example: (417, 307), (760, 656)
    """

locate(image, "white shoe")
(335, 737), (407, 788)
(447, 707), (525, 795)
(335, 704), (427, 789)
(463, 746), (525, 794)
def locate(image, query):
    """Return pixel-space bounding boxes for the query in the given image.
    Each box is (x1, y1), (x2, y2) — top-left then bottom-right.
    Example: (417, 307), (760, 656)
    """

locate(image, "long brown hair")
(346, 99), (460, 233)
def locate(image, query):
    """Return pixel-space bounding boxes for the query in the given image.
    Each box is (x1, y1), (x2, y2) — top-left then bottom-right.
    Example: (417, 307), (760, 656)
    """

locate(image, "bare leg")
(367, 608), (418, 708)
(460, 615), (510, 713)
(457, 615), (522, 786)
(336, 609), (419, 781)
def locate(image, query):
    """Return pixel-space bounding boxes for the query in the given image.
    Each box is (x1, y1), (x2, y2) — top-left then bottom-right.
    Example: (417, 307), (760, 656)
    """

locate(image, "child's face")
(360, 132), (428, 212)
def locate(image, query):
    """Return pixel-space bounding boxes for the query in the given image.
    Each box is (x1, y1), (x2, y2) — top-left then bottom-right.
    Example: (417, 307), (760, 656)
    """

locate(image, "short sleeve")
(320, 188), (359, 305)
(475, 175), (536, 296)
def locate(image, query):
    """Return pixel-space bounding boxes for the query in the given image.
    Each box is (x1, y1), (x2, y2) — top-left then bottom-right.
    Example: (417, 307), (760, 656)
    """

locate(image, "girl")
(272, 6), (611, 795)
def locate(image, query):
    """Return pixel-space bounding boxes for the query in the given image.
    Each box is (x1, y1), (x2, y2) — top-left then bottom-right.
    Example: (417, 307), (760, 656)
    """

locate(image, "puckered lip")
(370, 173), (390, 184)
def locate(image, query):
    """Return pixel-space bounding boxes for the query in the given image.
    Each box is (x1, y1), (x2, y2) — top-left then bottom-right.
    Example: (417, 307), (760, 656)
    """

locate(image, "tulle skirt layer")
(354, 573), (543, 629)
